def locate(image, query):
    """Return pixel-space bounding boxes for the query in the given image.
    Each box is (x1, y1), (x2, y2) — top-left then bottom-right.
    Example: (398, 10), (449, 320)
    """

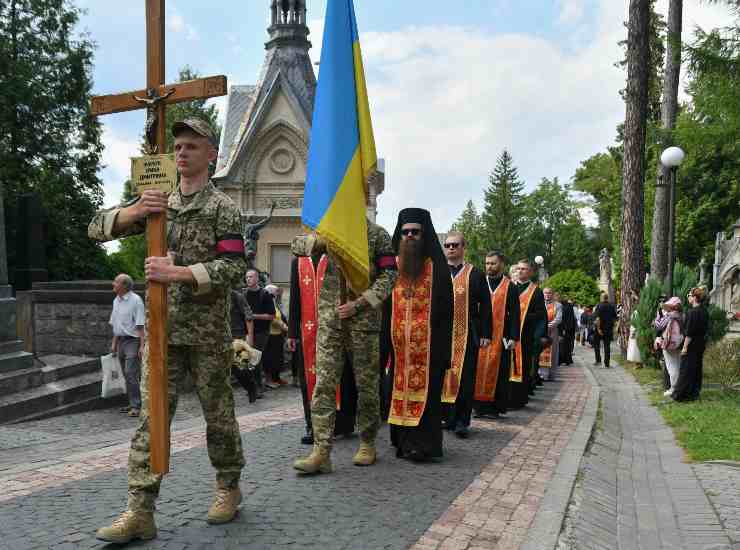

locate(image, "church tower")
(214, 1), (385, 286)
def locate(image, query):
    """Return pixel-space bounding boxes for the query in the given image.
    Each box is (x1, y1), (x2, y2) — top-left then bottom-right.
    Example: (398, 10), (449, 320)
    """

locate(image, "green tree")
(0, 0), (111, 281)
(544, 269), (600, 307)
(480, 150), (525, 260)
(107, 67), (223, 280)
(450, 200), (485, 267)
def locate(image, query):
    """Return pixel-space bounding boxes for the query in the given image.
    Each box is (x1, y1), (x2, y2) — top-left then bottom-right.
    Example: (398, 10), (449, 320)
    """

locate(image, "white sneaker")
(663, 389), (673, 397)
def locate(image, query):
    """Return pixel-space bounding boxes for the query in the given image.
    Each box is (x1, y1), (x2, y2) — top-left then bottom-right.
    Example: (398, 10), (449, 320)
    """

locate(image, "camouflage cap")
(172, 118), (218, 147)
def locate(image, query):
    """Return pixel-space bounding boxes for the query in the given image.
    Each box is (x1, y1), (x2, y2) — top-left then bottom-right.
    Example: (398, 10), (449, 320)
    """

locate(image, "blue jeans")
(119, 354), (142, 410)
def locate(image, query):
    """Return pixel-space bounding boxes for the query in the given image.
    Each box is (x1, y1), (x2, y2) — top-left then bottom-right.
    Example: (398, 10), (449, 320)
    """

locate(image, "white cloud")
(557, 0), (586, 26)
(366, 0), (736, 233)
(367, 0), (628, 233)
(167, 8), (200, 41)
(99, 125), (140, 208)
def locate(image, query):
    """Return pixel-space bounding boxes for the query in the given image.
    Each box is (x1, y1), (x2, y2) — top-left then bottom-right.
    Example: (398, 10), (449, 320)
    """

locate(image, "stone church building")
(214, 0), (385, 286)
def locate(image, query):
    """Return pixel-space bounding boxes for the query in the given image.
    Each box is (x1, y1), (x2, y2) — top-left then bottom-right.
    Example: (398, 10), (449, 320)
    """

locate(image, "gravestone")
(0, 183), (34, 374)
(13, 193), (48, 291)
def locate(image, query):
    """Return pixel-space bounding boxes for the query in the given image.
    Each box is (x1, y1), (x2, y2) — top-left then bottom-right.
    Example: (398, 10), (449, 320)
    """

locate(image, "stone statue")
(599, 248), (612, 283)
(242, 201), (276, 268)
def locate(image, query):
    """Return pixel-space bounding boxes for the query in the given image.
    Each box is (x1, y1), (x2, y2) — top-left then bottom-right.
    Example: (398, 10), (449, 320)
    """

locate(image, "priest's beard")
(399, 239), (426, 281)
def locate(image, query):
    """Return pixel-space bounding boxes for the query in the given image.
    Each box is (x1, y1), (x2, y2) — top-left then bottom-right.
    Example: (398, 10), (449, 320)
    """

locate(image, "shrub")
(544, 269), (600, 306)
(632, 278), (664, 369)
(703, 339), (740, 390)
(707, 304), (731, 344)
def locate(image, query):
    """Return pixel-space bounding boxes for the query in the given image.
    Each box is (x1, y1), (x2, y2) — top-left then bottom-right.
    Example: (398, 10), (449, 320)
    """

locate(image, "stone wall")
(17, 281), (145, 357)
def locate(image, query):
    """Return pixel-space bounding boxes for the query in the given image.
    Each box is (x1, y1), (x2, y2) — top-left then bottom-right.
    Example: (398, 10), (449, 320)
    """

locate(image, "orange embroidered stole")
(389, 259), (434, 427)
(298, 256), (332, 403)
(539, 303), (557, 368)
(474, 277), (510, 402)
(511, 283), (536, 383)
(442, 264), (473, 403)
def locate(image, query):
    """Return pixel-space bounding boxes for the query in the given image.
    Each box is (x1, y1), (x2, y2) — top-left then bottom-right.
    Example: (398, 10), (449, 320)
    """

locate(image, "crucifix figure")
(90, 1), (227, 476)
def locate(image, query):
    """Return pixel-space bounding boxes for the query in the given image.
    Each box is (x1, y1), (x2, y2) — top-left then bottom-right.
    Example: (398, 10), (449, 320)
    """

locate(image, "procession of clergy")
(290, 207), (559, 474)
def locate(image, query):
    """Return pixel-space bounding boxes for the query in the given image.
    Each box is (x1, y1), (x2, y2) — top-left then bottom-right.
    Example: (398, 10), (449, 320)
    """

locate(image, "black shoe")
(300, 433), (314, 445)
(593, 361), (601, 366)
(454, 426), (470, 439)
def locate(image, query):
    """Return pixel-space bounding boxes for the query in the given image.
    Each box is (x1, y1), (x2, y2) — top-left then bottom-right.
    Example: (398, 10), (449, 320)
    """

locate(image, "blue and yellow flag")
(302, 0), (377, 293)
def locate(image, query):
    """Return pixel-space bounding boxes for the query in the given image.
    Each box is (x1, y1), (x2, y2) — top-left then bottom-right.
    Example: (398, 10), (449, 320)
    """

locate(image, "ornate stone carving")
(257, 196), (303, 209)
(269, 148), (296, 174)
(244, 120), (308, 182)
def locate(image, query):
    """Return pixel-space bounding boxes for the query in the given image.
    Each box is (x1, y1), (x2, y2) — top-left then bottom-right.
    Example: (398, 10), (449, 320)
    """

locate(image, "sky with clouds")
(77, 0), (733, 233)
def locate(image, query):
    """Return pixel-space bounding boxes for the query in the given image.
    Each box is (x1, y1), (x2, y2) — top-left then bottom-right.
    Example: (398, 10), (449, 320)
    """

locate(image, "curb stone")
(520, 361), (600, 550)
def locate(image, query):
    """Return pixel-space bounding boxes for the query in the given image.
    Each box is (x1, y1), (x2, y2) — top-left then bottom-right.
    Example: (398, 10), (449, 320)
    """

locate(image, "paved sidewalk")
(559, 352), (735, 550)
(0, 363), (592, 550)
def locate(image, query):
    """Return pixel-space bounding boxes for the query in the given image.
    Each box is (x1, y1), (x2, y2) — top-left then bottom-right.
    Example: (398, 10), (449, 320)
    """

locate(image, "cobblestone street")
(0, 356), (590, 550)
(3, 346), (736, 549)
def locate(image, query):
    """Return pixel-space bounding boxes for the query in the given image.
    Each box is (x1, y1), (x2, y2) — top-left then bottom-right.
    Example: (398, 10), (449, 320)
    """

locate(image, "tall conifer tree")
(481, 150), (525, 260)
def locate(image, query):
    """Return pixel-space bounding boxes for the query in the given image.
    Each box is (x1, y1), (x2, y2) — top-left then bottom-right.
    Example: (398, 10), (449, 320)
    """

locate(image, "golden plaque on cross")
(131, 154), (177, 194)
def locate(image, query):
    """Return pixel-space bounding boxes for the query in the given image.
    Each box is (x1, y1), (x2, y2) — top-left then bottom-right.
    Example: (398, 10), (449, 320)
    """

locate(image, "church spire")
(267, 0), (310, 50)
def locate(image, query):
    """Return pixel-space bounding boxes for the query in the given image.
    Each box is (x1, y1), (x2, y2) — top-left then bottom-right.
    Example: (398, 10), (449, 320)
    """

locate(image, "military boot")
(95, 510), (156, 543)
(352, 442), (377, 466)
(207, 483), (242, 524)
(293, 446), (333, 474)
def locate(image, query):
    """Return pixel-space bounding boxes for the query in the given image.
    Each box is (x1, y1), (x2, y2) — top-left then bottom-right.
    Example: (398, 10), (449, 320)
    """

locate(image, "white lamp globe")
(534, 256), (544, 265)
(660, 146), (686, 168)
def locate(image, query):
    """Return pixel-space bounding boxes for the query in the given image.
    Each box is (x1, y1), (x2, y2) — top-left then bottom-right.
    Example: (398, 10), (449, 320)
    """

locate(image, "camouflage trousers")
(311, 326), (380, 452)
(127, 345), (245, 512)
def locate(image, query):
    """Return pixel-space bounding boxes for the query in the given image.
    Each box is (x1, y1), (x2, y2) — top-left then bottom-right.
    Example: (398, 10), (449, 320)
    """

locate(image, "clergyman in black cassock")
(442, 232), (492, 438)
(509, 260), (547, 410)
(474, 252), (520, 418)
(383, 208), (453, 461)
(287, 256), (357, 445)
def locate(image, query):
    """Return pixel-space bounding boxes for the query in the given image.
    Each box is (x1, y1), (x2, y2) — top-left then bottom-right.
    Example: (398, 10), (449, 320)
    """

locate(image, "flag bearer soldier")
(90, 118), (247, 543)
(292, 222), (397, 474)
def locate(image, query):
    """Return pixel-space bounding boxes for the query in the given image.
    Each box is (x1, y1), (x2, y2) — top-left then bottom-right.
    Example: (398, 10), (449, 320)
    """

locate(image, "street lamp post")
(660, 146), (686, 295)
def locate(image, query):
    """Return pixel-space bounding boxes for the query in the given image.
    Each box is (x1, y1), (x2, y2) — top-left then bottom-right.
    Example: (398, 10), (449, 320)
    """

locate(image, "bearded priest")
(382, 208), (453, 462)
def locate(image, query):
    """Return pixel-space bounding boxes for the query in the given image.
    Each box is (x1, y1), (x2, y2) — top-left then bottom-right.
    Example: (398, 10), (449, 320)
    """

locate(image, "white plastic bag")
(101, 353), (126, 398)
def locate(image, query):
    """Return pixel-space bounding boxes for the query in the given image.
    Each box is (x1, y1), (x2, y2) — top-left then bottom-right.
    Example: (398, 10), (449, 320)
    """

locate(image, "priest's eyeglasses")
(444, 242), (461, 249)
(401, 228), (422, 237)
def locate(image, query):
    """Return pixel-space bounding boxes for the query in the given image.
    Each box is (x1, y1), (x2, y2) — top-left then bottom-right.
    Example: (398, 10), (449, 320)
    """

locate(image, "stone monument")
(710, 219), (740, 338)
(0, 183), (34, 376)
(599, 248), (615, 303)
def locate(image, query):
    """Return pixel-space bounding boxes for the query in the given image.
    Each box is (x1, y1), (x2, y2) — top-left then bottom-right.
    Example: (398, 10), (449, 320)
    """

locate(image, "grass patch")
(623, 361), (740, 462)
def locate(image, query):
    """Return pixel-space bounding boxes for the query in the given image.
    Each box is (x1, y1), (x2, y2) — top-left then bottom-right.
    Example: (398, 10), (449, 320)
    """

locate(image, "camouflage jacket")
(291, 221), (398, 332)
(88, 182), (246, 349)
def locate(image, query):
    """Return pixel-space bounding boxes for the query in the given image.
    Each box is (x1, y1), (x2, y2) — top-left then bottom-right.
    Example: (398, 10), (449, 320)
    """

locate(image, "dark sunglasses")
(443, 242), (461, 249)
(401, 228), (421, 237)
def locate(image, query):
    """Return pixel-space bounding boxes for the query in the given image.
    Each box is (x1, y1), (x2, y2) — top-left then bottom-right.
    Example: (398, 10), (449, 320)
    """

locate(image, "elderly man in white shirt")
(110, 273), (146, 417)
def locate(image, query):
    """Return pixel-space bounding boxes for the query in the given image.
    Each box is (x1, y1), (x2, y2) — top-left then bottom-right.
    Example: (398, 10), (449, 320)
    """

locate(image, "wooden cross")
(90, 0), (228, 475)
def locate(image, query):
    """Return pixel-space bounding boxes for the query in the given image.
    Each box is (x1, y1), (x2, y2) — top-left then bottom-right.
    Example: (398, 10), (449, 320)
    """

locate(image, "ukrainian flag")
(302, 0), (377, 293)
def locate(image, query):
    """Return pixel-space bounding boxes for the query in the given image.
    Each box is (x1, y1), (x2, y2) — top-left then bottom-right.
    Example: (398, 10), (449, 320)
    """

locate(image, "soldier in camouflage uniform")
(92, 119), (247, 544)
(292, 223), (398, 474)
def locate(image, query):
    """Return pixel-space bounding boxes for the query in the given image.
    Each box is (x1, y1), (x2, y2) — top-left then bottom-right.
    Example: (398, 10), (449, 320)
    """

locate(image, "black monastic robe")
(509, 281), (546, 409)
(476, 273), (521, 414)
(445, 263), (492, 429)
(382, 259), (453, 460)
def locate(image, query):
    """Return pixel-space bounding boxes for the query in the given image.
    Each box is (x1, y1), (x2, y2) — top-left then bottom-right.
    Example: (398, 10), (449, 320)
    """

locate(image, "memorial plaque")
(131, 154), (177, 194)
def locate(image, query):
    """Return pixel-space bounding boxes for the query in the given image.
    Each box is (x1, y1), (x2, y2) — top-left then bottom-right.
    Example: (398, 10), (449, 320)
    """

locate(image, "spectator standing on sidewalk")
(592, 293), (617, 368)
(264, 284), (289, 388)
(244, 269), (275, 395)
(672, 287), (709, 402)
(230, 288), (257, 401)
(110, 273), (145, 418)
